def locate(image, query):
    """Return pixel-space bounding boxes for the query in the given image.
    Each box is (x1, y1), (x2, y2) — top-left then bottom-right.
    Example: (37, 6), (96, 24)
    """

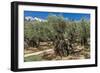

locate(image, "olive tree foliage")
(24, 17), (56, 48)
(78, 18), (90, 46)
(24, 14), (90, 56)
(24, 21), (34, 40)
(47, 14), (70, 57)
(47, 14), (66, 34)
(65, 21), (78, 44)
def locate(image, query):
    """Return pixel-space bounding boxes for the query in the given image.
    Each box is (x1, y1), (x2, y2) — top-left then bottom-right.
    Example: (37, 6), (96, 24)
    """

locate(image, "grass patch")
(24, 55), (42, 62)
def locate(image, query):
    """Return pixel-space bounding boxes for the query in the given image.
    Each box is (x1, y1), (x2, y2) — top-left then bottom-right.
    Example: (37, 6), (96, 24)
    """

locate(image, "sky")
(24, 11), (90, 21)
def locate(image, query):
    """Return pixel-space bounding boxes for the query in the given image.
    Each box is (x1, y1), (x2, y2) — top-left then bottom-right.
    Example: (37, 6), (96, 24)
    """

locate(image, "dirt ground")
(24, 43), (90, 62)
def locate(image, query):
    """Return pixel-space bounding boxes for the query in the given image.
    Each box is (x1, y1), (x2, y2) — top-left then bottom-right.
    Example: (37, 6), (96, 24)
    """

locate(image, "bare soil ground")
(24, 42), (90, 62)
